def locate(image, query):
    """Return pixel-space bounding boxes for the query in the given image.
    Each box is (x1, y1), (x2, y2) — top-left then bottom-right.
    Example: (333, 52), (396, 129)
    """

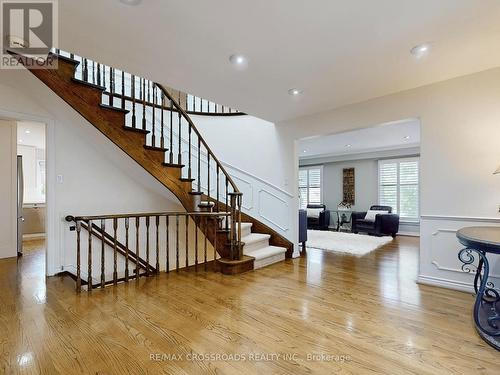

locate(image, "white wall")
(193, 114), (296, 245)
(0, 120), (17, 259)
(0, 68), (183, 274)
(277, 66), (500, 291)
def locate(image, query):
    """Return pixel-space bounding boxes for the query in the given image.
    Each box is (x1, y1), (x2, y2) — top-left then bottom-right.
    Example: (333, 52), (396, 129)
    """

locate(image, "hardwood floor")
(0, 237), (497, 374)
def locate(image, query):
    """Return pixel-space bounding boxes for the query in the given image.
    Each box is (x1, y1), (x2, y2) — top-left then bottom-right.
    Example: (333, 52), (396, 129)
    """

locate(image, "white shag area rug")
(306, 230), (393, 257)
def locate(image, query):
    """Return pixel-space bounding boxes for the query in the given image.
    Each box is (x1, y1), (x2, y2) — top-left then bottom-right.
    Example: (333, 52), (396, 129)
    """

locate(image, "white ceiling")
(299, 119), (420, 159)
(17, 121), (46, 149)
(58, 0), (500, 122)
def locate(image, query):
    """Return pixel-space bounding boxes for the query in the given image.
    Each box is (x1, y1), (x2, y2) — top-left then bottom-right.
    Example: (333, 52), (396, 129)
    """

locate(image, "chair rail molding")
(418, 215), (500, 293)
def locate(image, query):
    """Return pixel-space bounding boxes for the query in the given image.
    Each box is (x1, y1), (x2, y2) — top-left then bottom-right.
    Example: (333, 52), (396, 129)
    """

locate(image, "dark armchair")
(351, 205), (399, 237)
(306, 204), (331, 230)
(299, 209), (308, 255)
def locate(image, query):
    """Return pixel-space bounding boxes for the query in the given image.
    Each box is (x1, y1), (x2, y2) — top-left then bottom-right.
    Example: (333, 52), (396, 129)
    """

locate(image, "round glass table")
(456, 226), (500, 350)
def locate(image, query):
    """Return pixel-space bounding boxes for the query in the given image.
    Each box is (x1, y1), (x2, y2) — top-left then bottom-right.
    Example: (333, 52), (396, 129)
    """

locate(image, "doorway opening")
(17, 121), (47, 262)
(297, 118), (421, 259)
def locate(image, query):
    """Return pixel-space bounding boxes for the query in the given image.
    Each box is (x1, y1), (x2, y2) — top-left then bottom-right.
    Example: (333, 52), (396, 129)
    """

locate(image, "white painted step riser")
(254, 253), (286, 269)
(243, 239), (270, 254)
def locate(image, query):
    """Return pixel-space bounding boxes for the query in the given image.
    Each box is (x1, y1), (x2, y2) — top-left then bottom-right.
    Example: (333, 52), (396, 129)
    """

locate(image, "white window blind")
(378, 158), (419, 221)
(299, 166), (322, 209)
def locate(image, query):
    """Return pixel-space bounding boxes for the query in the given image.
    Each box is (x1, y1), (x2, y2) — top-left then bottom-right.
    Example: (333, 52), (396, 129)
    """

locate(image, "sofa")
(306, 204), (331, 230)
(351, 205), (399, 237)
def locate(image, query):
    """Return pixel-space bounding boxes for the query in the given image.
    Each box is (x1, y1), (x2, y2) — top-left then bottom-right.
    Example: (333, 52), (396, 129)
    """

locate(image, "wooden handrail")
(68, 211), (229, 292)
(155, 84), (240, 194)
(103, 92), (246, 117)
(67, 211), (230, 221)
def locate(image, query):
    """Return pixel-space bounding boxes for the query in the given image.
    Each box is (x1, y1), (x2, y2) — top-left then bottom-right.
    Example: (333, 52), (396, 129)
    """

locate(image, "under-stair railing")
(66, 211), (230, 293)
(52, 49), (244, 261)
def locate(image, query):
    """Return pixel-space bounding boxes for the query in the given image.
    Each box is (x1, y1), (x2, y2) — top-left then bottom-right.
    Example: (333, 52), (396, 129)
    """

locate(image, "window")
(299, 166), (322, 208)
(378, 158), (419, 221)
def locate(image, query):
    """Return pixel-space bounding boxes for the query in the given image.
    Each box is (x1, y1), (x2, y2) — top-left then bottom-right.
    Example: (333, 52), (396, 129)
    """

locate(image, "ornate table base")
(458, 248), (500, 350)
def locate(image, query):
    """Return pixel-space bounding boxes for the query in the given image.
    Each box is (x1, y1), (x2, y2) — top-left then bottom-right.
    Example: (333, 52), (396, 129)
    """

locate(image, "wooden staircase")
(15, 50), (293, 275)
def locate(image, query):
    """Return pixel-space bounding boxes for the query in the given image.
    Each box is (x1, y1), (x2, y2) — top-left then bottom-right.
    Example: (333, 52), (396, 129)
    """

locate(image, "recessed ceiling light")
(288, 88), (303, 96)
(229, 54), (248, 69)
(403, 135), (411, 140)
(25, 129), (30, 134)
(411, 43), (431, 59)
(302, 150), (307, 153)
(119, 0), (142, 5)
(345, 144), (352, 148)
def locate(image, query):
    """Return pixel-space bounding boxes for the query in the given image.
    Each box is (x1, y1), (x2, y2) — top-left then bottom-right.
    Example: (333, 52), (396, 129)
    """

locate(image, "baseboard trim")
(23, 233), (46, 240)
(397, 231), (420, 237)
(417, 274), (474, 294)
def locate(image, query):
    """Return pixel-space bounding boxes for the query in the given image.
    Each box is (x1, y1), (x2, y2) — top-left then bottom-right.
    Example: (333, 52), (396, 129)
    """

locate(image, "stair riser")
(243, 238), (270, 254)
(254, 253), (286, 269)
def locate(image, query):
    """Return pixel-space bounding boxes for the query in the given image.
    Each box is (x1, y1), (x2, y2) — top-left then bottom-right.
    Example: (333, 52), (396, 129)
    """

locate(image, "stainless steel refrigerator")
(17, 155), (24, 256)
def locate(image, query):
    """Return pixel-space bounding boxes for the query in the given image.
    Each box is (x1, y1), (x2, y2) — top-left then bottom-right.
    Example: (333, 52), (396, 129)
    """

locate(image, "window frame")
(299, 165), (323, 209)
(377, 157), (420, 223)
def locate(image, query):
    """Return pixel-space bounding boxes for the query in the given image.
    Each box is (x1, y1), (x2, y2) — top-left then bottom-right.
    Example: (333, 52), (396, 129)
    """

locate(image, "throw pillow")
(364, 210), (389, 222)
(307, 208), (323, 218)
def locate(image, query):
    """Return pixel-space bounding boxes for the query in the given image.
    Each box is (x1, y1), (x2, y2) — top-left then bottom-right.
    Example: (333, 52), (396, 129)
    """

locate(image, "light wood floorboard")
(0, 237), (497, 374)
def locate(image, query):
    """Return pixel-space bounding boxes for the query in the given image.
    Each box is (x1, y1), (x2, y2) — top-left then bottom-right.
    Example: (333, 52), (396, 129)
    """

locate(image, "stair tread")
(244, 245), (287, 259)
(162, 162), (185, 168)
(144, 145), (168, 152)
(123, 126), (150, 134)
(241, 233), (270, 244)
(100, 103), (129, 114)
(72, 77), (106, 91)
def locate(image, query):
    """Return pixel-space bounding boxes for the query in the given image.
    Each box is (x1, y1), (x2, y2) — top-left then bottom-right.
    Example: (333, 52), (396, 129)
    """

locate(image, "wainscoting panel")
(222, 162), (293, 241)
(419, 216), (500, 293)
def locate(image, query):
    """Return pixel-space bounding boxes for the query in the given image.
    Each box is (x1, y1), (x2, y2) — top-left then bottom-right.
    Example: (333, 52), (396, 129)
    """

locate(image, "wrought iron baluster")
(97, 63), (101, 86)
(142, 78), (146, 130)
(213, 217), (217, 270)
(87, 219), (92, 291)
(176, 215), (180, 271)
(155, 215), (160, 273)
(216, 167), (220, 212)
(177, 112), (182, 164)
(113, 218), (118, 285)
(131, 75), (136, 128)
(91, 61), (95, 85)
(100, 219), (105, 288)
(207, 153), (211, 199)
(125, 218), (130, 281)
(185, 216), (189, 268)
(83, 58), (88, 82)
(135, 217), (140, 278)
(121, 70), (125, 109)
(169, 99), (174, 164)
(166, 215), (170, 273)
(76, 221), (82, 293)
(188, 124), (192, 179)
(160, 93), (165, 149)
(145, 216), (150, 276)
(204, 216), (208, 271)
(195, 217), (198, 271)
(152, 85), (156, 147)
(197, 138), (201, 192)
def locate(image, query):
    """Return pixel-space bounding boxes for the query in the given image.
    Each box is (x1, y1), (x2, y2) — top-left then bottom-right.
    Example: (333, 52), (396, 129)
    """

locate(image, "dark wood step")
(144, 145), (168, 152)
(100, 103), (130, 114)
(162, 162), (185, 168)
(123, 126), (150, 134)
(179, 178), (195, 182)
(189, 191), (203, 196)
(71, 77), (106, 91)
(215, 256), (254, 275)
